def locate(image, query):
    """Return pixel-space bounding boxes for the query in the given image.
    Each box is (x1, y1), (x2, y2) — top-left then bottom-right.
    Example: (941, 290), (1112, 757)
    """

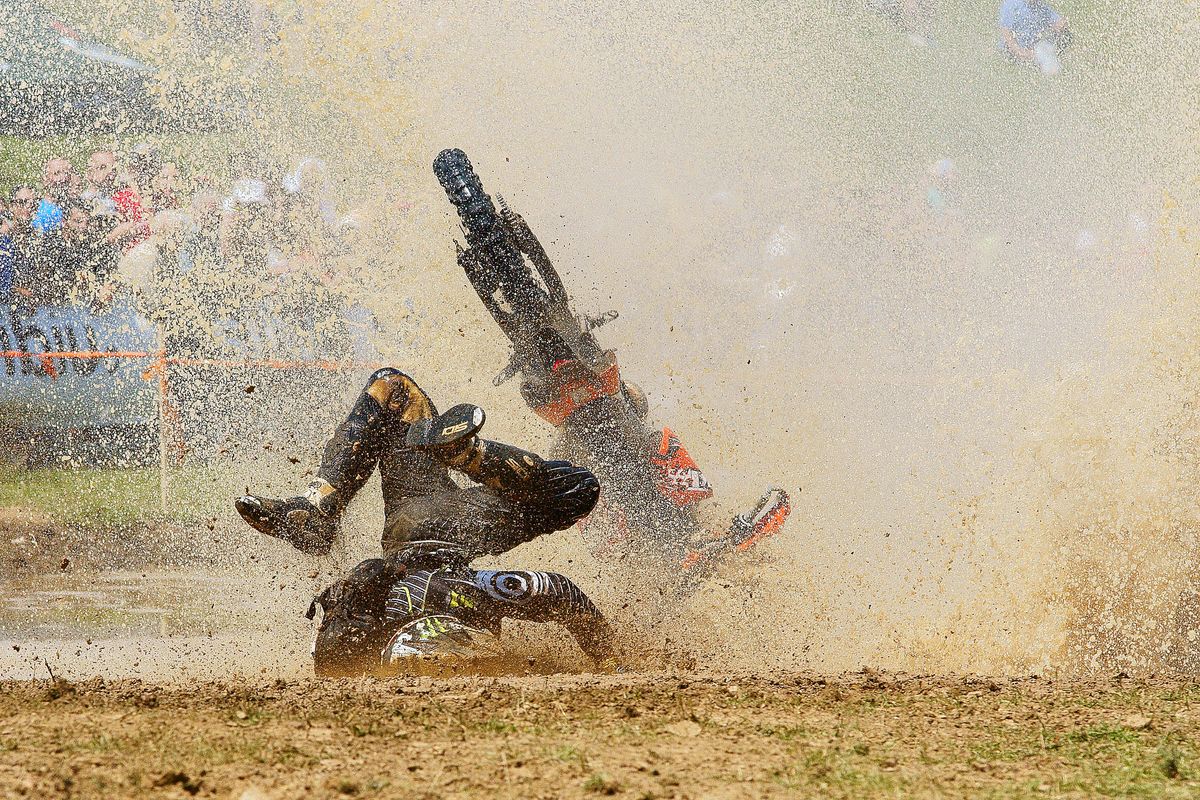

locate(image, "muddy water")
(0, 571), (313, 681)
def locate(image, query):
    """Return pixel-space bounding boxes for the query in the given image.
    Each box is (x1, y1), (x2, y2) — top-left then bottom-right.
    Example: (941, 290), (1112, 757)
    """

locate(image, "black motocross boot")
(404, 404), (543, 493)
(407, 404), (599, 525)
(235, 481), (340, 556)
(235, 368), (435, 556)
(234, 387), (384, 556)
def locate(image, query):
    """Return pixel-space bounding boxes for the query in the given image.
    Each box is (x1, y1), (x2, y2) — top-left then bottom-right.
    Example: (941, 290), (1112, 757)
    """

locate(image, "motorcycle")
(431, 149), (790, 582)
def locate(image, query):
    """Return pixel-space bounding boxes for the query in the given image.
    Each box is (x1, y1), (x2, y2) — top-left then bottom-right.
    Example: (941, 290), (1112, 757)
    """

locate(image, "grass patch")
(757, 723), (812, 741)
(78, 732), (122, 754)
(772, 753), (902, 791)
(1065, 725), (1141, 745)
(474, 717), (517, 735)
(971, 735), (1043, 763)
(552, 744), (587, 769)
(0, 461), (219, 526)
(1159, 744), (1184, 780)
(582, 772), (619, 794)
(228, 706), (268, 728)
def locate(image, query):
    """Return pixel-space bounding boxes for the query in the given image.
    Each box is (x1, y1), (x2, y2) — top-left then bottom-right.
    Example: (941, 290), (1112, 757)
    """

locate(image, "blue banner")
(0, 301), (157, 427)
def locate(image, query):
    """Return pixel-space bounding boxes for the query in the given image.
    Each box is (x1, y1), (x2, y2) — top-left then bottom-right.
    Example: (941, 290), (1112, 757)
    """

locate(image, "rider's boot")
(406, 404), (545, 493)
(680, 487), (792, 575)
(235, 368), (437, 555)
(407, 403), (599, 522)
(235, 481), (341, 556)
(235, 401), (380, 556)
(730, 486), (792, 551)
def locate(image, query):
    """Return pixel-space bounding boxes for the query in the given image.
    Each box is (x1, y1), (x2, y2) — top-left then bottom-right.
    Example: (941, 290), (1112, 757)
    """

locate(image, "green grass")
(474, 717), (518, 735)
(0, 461), (218, 526)
(758, 723), (813, 742)
(1065, 724), (1142, 745)
(582, 772), (619, 794)
(771, 749), (908, 794)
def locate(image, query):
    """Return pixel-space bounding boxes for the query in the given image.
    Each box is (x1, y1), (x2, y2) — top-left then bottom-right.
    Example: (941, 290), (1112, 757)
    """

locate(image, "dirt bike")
(432, 149), (790, 582)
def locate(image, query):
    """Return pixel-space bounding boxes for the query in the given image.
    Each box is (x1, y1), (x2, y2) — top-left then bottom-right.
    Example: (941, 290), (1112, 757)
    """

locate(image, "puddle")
(1, 571), (257, 639)
(0, 570), (315, 681)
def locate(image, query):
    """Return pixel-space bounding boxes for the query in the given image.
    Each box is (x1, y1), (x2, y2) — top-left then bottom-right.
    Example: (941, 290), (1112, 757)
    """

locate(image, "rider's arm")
(487, 571), (617, 663)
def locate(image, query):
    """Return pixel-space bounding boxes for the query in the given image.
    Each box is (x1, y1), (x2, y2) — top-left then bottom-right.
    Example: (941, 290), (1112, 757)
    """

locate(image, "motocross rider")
(235, 367), (616, 675)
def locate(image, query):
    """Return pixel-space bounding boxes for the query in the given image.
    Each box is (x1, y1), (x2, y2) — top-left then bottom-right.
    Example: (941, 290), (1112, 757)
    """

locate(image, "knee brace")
(363, 367), (436, 423)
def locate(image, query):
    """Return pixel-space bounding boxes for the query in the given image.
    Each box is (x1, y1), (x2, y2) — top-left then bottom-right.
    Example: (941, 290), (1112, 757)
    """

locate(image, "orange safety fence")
(0, 349), (388, 373)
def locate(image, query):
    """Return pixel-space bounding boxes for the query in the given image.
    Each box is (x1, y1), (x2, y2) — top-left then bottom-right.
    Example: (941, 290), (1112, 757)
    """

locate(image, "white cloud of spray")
(360, 1), (1199, 675)
(15, 0), (1197, 678)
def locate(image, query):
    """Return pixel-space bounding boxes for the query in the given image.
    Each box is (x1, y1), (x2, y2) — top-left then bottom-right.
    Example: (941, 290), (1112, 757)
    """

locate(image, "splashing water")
(3, 0), (1199, 679)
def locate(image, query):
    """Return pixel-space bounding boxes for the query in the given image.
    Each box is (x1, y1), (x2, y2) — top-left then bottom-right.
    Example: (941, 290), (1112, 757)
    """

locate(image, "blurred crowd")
(0, 145), (377, 359)
(870, 0), (1072, 76)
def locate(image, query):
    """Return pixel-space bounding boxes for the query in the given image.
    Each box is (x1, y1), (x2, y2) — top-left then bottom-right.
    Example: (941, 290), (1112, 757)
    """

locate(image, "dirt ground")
(2, 671), (1199, 800)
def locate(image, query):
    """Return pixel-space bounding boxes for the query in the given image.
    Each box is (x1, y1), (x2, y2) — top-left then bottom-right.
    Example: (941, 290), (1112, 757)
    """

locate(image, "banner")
(0, 301), (157, 427)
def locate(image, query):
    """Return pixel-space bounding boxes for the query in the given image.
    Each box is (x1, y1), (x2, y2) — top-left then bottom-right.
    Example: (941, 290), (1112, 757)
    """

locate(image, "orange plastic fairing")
(650, 427), (714, 508)
(532, 361), (622, 427)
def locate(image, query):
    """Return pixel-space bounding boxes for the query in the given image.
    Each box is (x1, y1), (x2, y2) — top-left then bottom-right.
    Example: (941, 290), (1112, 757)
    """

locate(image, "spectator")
(87, 207), (120, 285)
(17, 201), (105, 306)
(152, 161), (183, 212)
(81, 149), (121, 217)
(71, 202), (116, 283)
(0, 210), (15, 298)
(1, 146), (383, 368)
(109, 142), (160, 252)
(7, 186), (40, 300)
(8, 185), (37, 234)
(999, 0), (1070, 75)
(33, 157), (78, 235)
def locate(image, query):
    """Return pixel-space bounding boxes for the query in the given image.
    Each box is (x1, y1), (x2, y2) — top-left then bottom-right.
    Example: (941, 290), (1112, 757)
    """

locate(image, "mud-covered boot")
(407, 403), (599, 525)
(406, 404), (545, 495)
(235, 479), (340, 556)
(680, 487), (792, 576)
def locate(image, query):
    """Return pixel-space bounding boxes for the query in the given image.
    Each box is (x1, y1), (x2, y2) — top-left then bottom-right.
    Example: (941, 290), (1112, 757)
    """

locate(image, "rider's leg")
(393, 403), (600, 553)
(235, 368), (439, 554)
(406, 403), (554, 495)
(381, 465), (598, 557)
